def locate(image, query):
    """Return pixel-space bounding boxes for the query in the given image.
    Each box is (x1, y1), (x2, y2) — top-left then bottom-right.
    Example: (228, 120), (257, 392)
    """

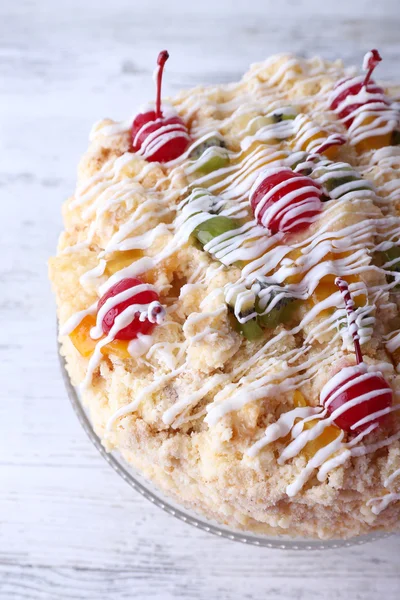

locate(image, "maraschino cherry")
(320, 277), (392, 433)
(249, 167), (323, 234)
(98, 278), (164, 340)
(131, 50), (191, 163)
(329, 49), (388, 126)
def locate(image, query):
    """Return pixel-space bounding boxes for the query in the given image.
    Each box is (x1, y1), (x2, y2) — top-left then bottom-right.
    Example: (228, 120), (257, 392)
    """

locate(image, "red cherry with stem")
(131, 50), (191, 163)
(320, 277), (392, 433)
(249, 167), (322, 234)
(329, 49), (387, 126)
(98, 277), (163, 341)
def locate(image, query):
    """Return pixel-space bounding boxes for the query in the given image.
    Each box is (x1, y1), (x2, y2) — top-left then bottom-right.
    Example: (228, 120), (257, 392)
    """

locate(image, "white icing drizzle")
(384, 467), (400, 488)
(79, 259), (107, 286)
(286, 432), (345, 497)
(61, 241), (90, 254)
(105, 364), (187, 433)
(128, 334), (154, 357)
(59, 53), (400, 500)
(247, 407), (321, 457)
(163, 373), (227, 426)
(367, 493), (400, 515)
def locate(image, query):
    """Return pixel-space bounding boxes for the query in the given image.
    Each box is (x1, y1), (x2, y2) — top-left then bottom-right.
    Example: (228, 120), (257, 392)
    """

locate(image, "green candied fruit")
(314, 164), (371, 198)
(181, 187), (219, 215)
(189, 135), (226, 160)
(380, 246), (400, 273)
(272, 110), (297, 123)
(247, 109), (296, 136)
(289, 152), (312, 175)
(392, 130), (400, 146)
(324, 174), (368, 194)
(257, 299), (296, 328)
(193, 216), (238, 247)
(227, 297), (263, 341)
(194, 147), (230, 175)
(233, 316), (264, 340)
(247, 116), (273, 135)
(254, 282), (297, 329)
(226, 282), (298, 341)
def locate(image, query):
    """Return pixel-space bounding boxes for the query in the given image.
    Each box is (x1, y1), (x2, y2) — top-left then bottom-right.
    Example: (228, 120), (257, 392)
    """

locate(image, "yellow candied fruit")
(284, 248), (303, 285)
(235, 146), (287, 167)
(141, 252), (180, 286)
(283, 249), (367, 307)
(293, 390), (307, 407)
(310, 272), (365, 307)
(104, 339), (131, 360)
(105, 250), (144, 276)
(69, 315), (131, 359)
(292, 390), (341, 460)
(293, 123), (342, 160)
(302, 131), (325, 152)
(301, 419), (342, 461)
(354, 116), (393, 153)
(322, 144), (342, 160)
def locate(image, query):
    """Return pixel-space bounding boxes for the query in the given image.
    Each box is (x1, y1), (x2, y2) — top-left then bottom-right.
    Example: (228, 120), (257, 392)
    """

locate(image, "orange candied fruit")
(311, 273), (365, 307)
(294, 121), (342, 160)
(69, 314), (131, 360)
(105, 250), (144, 276)
(354, 116), (393, 153)
(301, 419), (342, 461)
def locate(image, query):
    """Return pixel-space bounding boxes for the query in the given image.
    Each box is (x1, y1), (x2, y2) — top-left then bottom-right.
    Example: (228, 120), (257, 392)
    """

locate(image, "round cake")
(50, 49), (400, 539)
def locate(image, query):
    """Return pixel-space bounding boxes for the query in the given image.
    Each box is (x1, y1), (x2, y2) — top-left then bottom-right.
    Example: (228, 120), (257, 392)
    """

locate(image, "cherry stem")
(335, 277), (363, 365)
(155, 50), (169, 119)
(362, 49), (382, 88)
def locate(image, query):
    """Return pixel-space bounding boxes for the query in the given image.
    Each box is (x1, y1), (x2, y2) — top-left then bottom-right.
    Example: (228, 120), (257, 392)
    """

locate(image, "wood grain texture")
(1, 0), (400, 598)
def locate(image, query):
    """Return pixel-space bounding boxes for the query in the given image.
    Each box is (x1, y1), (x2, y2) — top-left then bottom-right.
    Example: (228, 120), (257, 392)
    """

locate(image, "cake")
(49, 49), (400, 539)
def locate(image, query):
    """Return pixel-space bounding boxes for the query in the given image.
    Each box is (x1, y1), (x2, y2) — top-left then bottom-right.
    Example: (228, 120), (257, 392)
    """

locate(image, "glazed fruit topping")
(188, 135), (226, 160)
(320, 277), (392, 432)
(227, 281), (298, 341)
(193, 216), (239, 248)
(311, 162), (373, 200)
(329, 49), (387, 127)
(131, 50), (191, 163)
(249, 167), (323, 234)
(97, 277), (165, 341)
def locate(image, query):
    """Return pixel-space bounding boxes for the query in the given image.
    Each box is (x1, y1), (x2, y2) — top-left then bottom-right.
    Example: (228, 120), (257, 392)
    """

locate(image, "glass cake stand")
(59, 347), (391, 550)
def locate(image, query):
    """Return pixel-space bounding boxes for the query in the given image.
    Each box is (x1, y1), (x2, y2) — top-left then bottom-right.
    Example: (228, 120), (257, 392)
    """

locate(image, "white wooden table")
(1, 1), (400, 598)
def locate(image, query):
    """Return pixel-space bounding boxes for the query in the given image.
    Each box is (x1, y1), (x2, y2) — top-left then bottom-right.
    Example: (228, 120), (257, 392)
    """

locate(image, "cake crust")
(50, 52), (400, 539)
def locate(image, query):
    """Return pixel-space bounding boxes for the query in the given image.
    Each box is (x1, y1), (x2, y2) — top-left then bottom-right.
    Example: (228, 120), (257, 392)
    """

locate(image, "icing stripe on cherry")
(96, 277), (165, 340)
(249, 166), (323, 234)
